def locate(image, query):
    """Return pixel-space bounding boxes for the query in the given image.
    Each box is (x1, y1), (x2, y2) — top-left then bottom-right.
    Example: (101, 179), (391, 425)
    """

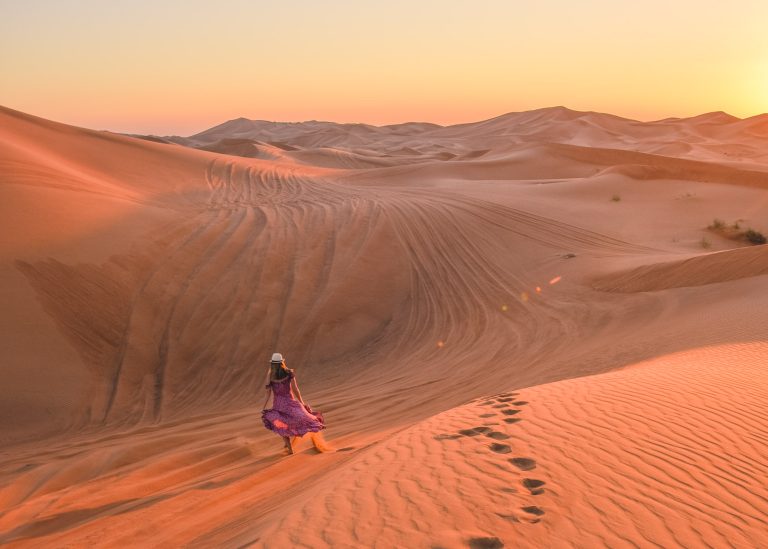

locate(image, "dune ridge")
(593, 245), (768, 292)
(164, 106), (768, 171)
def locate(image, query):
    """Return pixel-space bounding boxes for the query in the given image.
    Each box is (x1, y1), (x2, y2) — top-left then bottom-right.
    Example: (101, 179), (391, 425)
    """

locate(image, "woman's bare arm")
(291, 376), (305, 405)
(262, 368), (272, 409)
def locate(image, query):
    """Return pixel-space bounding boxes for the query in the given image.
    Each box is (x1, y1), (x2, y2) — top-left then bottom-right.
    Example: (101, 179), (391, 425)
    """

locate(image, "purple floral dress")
(262, 370), (325, 437)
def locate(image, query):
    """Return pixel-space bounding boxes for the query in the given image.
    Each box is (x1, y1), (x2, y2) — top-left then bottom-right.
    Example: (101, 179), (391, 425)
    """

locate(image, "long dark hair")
(270, 361), (290, 380)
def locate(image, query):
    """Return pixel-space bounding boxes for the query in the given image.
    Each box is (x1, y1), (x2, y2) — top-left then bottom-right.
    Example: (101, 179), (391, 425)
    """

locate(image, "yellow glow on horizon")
(1, 1), (767, 134)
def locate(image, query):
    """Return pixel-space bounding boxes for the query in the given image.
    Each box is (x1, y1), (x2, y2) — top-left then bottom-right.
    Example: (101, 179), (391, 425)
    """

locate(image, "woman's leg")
(282, 436), (293, 454)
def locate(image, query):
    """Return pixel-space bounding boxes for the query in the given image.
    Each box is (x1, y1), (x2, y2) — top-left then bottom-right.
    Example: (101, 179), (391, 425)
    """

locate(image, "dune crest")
(163, 105), (768, 170)
(593, 245), (768, 292)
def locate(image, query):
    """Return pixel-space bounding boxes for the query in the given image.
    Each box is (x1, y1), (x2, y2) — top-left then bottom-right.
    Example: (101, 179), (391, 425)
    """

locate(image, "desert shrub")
(708, 218), (726, 230)
(745, 229), (767, 245)
(611, 194), (621, 202)
(700, 236), (712, 249)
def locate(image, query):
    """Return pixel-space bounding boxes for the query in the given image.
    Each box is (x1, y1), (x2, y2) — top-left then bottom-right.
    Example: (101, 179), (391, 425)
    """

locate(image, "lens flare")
(549, 276), (562, 285)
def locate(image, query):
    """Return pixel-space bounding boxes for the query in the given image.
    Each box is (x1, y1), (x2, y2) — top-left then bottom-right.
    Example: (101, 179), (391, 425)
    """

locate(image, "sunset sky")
(2, 0), (767, 135)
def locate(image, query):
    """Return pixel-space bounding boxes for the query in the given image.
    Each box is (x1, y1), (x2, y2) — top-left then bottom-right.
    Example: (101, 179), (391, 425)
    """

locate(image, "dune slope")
(255, 341), (768, 549)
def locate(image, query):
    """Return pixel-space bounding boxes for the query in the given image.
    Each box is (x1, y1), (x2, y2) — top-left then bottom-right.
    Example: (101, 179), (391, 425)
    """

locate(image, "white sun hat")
(270, 352), (284, 363)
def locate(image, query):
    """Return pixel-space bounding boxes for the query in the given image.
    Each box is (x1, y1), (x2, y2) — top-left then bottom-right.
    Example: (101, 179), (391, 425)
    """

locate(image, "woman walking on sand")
(262, 353), (330, 454)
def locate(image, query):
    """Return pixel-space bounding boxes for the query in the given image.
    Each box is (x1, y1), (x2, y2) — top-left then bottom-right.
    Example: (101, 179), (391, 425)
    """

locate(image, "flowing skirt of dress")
(262, 373), (325, 437)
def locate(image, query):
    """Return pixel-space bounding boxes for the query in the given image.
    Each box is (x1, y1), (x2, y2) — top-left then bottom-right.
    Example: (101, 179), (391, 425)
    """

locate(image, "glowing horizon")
(2, 0), (767, 135)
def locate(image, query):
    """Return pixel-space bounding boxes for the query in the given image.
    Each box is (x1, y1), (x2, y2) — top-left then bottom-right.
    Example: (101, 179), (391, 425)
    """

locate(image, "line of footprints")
(434, 391), (545, 526)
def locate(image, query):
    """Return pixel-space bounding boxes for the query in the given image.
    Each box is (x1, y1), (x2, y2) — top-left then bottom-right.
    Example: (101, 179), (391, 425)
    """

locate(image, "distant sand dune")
(165, 106), (768, 171)
(593, 245), (768, 292)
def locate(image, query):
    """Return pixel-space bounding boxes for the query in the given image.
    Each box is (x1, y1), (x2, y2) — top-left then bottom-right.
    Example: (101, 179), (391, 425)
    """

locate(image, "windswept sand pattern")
(251, 343), (768, 549)
(251, 392), (545, 548)
(509, 342), (768, 548)
(3, 105), (768, 547)
(91, 161), (398, 424)
(11, 147), (669, 431)
(203, 159), (362, 208)
(11, 153), (391, 426)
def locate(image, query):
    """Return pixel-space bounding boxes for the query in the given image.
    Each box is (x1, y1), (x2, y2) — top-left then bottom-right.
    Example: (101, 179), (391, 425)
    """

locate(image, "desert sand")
(1, 105), (767, 548)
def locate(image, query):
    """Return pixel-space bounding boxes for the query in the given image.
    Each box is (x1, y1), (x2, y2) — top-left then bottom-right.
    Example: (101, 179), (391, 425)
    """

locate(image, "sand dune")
(593, 244), (768, 292)
(1, 104), (767, 547)
(255, 341), (768, 548)
(167, 106), (768, 170)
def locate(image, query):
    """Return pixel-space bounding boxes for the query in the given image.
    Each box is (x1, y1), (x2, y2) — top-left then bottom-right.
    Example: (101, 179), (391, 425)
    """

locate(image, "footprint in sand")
(489, 443), (512, 454)
(521, 506), (545, 518)
(492, 403), (509, 408)
(501, 409), (520, 416)
(434, 433), (463, 440)
(496, 397), (517, 403)
(509, 457), (537, 471)
(458, 426), (493, 437)
(497, 501), (545, 526)
(468, 536), (504, 549)
(498, 508), (544, 525)
(485, 431), (510, 440)
(496, 512), (520, 523)
(498, 392), (519, 398)
(503, 418), (521, 424)
(512, 401), (528, 406)
(522, 478), (546, 495)
(479, 413), (496, 418)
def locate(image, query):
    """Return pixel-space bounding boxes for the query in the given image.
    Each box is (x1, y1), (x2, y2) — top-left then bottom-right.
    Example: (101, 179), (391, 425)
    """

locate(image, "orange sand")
(1, 105), (767, 548)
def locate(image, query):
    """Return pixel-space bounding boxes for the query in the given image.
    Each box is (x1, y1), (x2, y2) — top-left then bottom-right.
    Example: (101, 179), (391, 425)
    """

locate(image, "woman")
(261, 352), (329, 454)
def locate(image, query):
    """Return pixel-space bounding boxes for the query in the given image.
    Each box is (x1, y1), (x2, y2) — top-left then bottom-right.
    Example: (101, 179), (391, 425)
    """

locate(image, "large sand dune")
(170, 106), (768, 169)
(1, 105), (767, 547)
